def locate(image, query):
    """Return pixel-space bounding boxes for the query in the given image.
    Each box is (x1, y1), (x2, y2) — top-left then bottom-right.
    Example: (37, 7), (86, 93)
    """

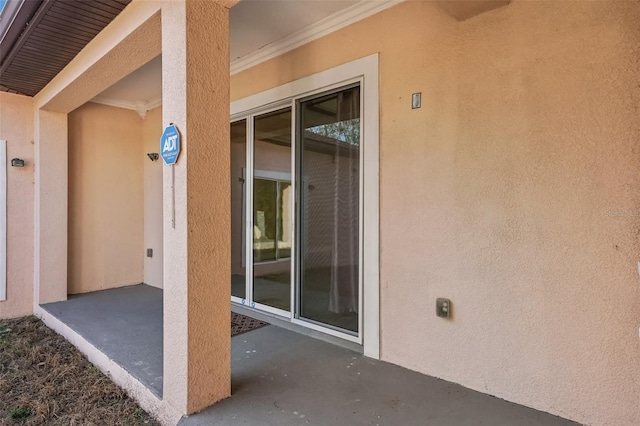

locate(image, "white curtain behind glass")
(327, 90), (359, 314)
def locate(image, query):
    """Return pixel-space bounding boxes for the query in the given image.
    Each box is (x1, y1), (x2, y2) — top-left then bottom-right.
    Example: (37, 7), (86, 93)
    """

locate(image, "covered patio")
(41, 285), (576, 426)
(1, 0), (637, 424)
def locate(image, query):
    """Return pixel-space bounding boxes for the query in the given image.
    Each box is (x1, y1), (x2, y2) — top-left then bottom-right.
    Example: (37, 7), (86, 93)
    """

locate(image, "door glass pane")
(230, 120), (246, 299)
(253, 108), (292, 311)
(299, 85), (360, 333)
(278, 182), (292, 259)
(253, 179), (277, 262)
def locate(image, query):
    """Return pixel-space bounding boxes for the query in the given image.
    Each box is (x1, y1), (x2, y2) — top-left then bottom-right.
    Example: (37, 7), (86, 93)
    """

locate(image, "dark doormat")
(231, 312), (268, 337)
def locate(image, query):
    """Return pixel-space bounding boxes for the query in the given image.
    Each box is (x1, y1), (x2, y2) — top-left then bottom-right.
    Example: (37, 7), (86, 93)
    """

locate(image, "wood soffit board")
(0, 0), (132, 97)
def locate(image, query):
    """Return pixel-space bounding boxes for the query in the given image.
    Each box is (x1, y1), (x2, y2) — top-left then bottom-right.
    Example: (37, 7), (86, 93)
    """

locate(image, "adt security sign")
(160, 124), (181, 165)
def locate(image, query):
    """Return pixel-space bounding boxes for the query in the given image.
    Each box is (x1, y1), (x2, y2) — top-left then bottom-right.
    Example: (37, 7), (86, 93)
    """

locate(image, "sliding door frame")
(231, 101), (293, 319)
(230, 54), (380, 358)
(292, 81), (362, 340)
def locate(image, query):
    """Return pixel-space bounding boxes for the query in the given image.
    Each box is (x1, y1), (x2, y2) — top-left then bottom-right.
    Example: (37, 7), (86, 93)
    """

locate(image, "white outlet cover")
(412, 92), (421, 109)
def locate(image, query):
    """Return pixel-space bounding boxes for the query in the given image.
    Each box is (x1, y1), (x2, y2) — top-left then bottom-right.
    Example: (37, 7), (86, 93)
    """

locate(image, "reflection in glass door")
(298, 85), (361, 334)
(230, 84), (362, 338)
(253, 108), (292, 312)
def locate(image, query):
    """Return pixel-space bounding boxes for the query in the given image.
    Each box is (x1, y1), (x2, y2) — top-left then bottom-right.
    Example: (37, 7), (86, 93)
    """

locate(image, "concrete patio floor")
(42, 285), (579, 426)
(182, 325), (578, 426)
(42, 284), (164, 396)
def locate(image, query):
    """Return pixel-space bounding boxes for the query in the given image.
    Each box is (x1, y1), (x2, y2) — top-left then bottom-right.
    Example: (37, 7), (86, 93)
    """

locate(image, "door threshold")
(231, 303), (363, 353)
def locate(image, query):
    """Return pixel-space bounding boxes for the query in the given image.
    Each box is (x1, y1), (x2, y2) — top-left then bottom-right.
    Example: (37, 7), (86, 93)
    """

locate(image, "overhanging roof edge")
(0, 0), (42, 66)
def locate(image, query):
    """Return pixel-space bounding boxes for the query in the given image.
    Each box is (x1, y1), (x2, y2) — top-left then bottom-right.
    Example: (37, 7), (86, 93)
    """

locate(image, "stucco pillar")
(34, 109), (68, 306)
(161, 0), (232, 415)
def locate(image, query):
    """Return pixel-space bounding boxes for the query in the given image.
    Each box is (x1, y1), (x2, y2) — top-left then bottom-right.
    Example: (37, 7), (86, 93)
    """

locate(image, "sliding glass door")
(230, 83), (362, 338)
(253, 108), (292, 312)
(298, 85), (360, 334)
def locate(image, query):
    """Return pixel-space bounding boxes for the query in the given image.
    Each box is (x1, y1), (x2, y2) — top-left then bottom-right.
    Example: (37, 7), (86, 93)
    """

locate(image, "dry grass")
(0, 316), (158, 426)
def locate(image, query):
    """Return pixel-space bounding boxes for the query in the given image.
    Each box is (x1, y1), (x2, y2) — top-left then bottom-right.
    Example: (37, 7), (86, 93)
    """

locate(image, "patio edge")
(34, 305), (182, 426)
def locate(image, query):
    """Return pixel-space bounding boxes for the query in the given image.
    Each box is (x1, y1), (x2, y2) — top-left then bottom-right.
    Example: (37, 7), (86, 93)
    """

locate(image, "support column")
(34, 109), (68, 307)
(161, 0), (233, 415)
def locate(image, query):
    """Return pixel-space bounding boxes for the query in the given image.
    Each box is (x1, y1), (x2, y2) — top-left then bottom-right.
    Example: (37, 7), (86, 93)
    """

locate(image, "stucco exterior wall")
(143, 106), (163, 289)
(0, 92), (34, 319)
(230, 1), (640, 425)
(68, 102), (144, 294)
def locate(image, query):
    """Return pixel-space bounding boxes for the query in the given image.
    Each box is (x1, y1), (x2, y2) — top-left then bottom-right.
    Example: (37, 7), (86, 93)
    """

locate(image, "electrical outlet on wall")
(147, 248), (153, 258)
(436, 298), (451, 318)
(412, 92), (421, 109)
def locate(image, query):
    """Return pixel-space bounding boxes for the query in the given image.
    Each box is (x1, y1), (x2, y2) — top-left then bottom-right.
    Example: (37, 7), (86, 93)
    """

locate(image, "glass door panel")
(230, 120), (247, 299)
(253, 108), (292, 311)
(298, 86), (360, 333)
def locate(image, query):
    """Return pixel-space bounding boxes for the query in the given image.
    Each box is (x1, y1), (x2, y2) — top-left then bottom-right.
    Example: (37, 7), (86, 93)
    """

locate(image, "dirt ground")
(0, 316), (158, 425)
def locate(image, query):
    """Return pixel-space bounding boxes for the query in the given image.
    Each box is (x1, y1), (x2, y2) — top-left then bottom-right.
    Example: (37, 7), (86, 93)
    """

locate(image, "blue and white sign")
(160, 124), (181, 165)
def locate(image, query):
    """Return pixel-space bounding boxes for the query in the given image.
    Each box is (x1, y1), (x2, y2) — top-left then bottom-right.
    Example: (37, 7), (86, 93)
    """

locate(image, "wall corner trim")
(90, 96), (162, 117)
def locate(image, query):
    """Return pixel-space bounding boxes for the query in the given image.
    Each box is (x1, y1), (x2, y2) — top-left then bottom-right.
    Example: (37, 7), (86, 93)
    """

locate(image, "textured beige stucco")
(34, 108), (68, 305)
(230, 1), (640, 425)
(143, 106), (164, 289)
(68, 102), (144, 294)
(0, 93), (34, 319)
(162, 0), (231, 415)
(437, 0), (511, 21)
